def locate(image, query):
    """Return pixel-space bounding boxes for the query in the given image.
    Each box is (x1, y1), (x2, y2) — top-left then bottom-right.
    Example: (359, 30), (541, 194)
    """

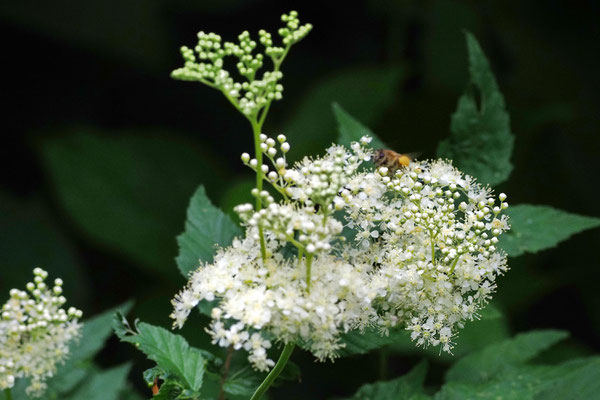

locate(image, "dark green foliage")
(343, 361), (429, 400)
(38, 129), (225, 276)
(0, 193), (86, 304)
(345, 330), (600, 400)
(333, 103), (387, 150)
(444, 330), (569, 383)
(113, 317), (206, 393)
(282, 66), (402, 159)
(500, 205), (600, 257)
(437, 32), (514, 186)
(176, 185), (242, 277)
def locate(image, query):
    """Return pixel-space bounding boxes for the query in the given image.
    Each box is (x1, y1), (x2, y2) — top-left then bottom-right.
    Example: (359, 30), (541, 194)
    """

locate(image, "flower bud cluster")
(240, 133), (291, 197)
(0, 268), (82, 396)
(171, 11), (311, 116)
(172, 136), (510, 370)
(343, 159), (510, 352)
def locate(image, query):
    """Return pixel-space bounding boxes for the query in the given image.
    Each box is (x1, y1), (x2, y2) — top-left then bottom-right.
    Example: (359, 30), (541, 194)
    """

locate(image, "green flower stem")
(251, 119), (268, 262)
(449, 255), (461, 274)
(250, 342), (295, 400)
(305, 254), (314, 292)
(4, 389), (12, 400)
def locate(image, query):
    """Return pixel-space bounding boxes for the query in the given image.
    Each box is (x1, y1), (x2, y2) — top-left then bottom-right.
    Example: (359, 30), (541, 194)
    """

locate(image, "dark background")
(1, 0), (599, 398)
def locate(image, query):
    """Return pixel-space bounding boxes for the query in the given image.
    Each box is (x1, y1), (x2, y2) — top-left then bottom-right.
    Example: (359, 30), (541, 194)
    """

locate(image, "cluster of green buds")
(172, 11), (312, 119)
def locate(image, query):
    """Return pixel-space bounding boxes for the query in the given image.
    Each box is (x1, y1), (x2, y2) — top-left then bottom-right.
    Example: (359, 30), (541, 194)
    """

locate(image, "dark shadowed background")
(1, 0), (599, 398)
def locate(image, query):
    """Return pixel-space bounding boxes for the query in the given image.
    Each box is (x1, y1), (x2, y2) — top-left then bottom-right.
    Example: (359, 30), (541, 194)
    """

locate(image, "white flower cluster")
(171, 11), (312, 116)
(171, 135), (510, 370)
(0, 268), (82, 396)
(342, 159), (510, 351)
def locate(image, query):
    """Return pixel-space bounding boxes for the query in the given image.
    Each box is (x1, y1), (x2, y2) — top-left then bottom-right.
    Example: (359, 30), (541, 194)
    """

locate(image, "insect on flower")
(373, 149), (421, 173)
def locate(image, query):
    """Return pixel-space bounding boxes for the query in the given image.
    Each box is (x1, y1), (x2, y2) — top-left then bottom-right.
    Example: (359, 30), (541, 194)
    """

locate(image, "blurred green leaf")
(333, 103), (387, 149)
(445, 330), (568, 384)
(223, 367), (263, 397)
(119, 385), (145, 400)
(340, 304), (506, 359)
(338, 327), (406, 357)
(388, 304), (509, 360)
(437, 32), (514, 186)
(0, 193), (85, 304)
(533, 357), (600, 400)
(114, 319), (206, 393)
(218, 178), (255, 225)
(282, 66), (403, 159)
(45, 302), (134, 396)
(500, 204), (600, 257)
(0, 0), (168, 70)
(176, 185), (242, 277)
(63, 363), (132, 400)
(343, 360), (430, 400)
(38, 129), (224, 275)
(437, 357), (600, 400)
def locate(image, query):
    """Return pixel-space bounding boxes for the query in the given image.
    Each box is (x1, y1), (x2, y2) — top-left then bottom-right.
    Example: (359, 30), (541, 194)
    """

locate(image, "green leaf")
(38, 129), (225, 275)
(345, 360), (430, 400)
(499, 204), (600, 257)
(63, 363), (132, 400)
(389, 304), (509, 360)
(437, 32), (513, 186)
(337, 327), (407, 357)
(282, 66), (403, 159)
(445, 330), (569, 384)
(533, 357), (600, 400)
(176, 185), (242, 277)
(437, 357), (600, 400)
(333, 103), (387, 150)
(45, 302), (134, 396)
(114, 319), (206, 393)
(153, 380), (183, 400)
(339, 306), (504, 358)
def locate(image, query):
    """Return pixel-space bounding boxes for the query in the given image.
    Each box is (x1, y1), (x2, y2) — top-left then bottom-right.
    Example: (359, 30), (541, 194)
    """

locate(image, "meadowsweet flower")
(343, 159), (510, 352)
(171, 135), (510, 369)
(0, 268), (82, 396)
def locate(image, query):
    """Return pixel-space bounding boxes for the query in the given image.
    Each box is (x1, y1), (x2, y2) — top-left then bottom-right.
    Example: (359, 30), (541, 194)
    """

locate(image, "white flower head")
(0, 268), (83, 397)
(172, 137), (510, 369)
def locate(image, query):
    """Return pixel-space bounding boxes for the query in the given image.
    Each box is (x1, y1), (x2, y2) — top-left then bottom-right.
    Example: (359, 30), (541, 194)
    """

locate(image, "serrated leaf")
(282, 66), (403, 159)
(499, 204), (600, 257)
(333, 103), (387, 150)
(114, 320), (206, 393)
(176, 185), (242, 277)
(437, 32), (513, 186)
(445, 330), (568, 384)
(153, 380), (183, 400)
(38, 129), (225, 275)
(345, 360), (430, 400)
(64, 363), (132, 400)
